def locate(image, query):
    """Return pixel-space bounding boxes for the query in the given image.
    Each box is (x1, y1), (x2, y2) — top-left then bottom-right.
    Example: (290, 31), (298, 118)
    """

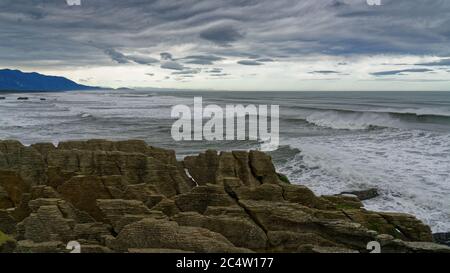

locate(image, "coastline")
(1, 139), (449, 253)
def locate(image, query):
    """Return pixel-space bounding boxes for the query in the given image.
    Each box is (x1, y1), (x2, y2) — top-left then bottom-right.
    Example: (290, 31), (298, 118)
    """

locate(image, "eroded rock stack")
(0, 139), (449, 253)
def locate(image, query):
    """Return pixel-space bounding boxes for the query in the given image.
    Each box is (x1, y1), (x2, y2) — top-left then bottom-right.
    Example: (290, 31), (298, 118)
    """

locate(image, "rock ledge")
(0, 139), (448, 253)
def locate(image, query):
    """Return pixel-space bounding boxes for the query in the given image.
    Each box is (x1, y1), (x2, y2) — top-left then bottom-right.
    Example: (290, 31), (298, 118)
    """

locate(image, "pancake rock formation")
(0, 139), (449, 253)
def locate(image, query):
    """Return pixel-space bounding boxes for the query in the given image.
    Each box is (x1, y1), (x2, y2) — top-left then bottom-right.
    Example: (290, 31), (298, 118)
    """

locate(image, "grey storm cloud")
(371, 68), (433, 76)
(127, 55), (159, 65)
(237, 60), (263, 66)
(200, 24), (244, 45)
(104, 49), (129, 64)
(160, 53), (174, 61)
(1, 0), (450, 69)
(207, 68), (223, 73)
(417, 58), (450, 67)
(172, 68), (201, 75)
(210, 73), (230, 77)
(104, 49), (159, 65)
(161, 61), (185, 71)
(309, 70), (340, 74)
(256, 58), (274, 62)
(181, 55), (224, 65)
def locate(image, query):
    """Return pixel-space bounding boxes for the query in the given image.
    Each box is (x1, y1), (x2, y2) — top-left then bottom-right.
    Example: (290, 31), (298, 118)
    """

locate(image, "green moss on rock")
(277, 173), (291, 184)
(0, 230), (16, 253)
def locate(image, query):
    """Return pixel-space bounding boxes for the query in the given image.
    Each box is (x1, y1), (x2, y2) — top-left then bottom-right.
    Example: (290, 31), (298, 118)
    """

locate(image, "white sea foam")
(303, 110), (401, 130)
(1, 90), (449, 232)
(278, 130), (450, 232)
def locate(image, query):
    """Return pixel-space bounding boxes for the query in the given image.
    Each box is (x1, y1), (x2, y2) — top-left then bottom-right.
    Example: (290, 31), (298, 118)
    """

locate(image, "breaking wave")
(286, 107), (450, 131)
(275, 130), (450, 232)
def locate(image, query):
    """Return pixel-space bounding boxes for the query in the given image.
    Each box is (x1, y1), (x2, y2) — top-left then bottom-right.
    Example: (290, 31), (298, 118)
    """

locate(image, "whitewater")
(0, 90), (449, 232)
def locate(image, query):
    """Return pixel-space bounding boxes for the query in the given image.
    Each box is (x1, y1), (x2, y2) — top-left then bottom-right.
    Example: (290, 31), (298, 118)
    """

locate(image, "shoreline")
(1, 139), (449, 253)
(3, 136), (447, 235)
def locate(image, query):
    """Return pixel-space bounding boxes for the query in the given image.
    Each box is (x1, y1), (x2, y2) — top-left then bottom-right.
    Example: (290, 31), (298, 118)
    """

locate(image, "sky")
(1, 0), (450, 91)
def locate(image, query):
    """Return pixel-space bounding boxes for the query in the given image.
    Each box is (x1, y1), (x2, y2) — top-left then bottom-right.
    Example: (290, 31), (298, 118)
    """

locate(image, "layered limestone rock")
(0, 230), (16, 253)
(109, 218), (251, 253)
(183, 150), (282, 186)
(0, 140), (47, 186)
(0, 139), (448, 253)
(172, 211), (267, 250)
(32, 140), (194, 196)
(96, 199), (165, 233)
(0, 170), (29, 209)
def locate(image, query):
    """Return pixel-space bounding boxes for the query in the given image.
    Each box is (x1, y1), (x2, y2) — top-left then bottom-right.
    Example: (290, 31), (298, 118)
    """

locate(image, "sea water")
(0, 90), (449, 232)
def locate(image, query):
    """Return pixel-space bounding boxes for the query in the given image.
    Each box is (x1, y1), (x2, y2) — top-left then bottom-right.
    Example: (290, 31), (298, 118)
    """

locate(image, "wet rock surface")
(0, 139), (449, 253)
(340, 188), (379, 201)
(433, 233), (450, 247)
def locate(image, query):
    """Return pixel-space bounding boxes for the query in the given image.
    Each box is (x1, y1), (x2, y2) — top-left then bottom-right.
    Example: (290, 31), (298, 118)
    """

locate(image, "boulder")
(172, 211), (267, 250)
(238, 200), (317, 233)
(145, 194), (165, 209)
(313, 220), (377, 250)
(111, 218), (251, 253)
(342, 209), (405, 240)
(73, 222), (113, 243)
(322, 195), (364, 210)
(30, 143), (56, 161)
(96, 199), (165, 233)
(122, 183), (159, 202)
(227, 183), (285, 202)
(248, 151), (282, 184)
(378, 212), (433, 242)
(340, 188), (379, 201)
(151, 198), (180, 217)
(10, 186), (63, 222)
(17, 205), (75, 243)
(183, 150), (220, 186)
(30, 185), (60, 199)
(16, 197), (95, 245)
(281, 184), (334, 209)
(27, 198), (94, 224)
(57, 175), (114, 221)
(183, 150), (281, 187)
(174, 184), (237, 214)
(228, 151), (261, 186)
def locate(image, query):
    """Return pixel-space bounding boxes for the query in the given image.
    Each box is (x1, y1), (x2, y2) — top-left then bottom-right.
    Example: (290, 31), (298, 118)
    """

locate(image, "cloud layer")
(1, 0), (450, 90)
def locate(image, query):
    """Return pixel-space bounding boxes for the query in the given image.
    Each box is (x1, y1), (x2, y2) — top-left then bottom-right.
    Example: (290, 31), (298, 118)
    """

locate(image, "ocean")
(0, 90), (449, 232)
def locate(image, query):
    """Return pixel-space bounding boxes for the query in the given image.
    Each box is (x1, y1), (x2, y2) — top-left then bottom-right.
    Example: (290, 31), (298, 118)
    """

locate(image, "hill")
(0, 69), (100, 91)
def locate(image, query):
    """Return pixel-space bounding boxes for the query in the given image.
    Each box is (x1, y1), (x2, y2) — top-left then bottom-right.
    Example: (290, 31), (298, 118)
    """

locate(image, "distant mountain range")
(0, 69), (101, 91)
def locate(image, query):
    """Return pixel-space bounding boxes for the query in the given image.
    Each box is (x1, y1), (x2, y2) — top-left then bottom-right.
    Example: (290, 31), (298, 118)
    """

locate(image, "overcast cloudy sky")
(1, 0), (450, 91)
